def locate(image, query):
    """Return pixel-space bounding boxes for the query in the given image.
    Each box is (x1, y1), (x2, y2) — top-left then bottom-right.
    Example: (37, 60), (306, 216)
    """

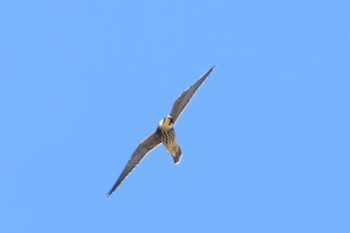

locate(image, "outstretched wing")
(107, 131), (161, 196)
(169, 66), (215, 123)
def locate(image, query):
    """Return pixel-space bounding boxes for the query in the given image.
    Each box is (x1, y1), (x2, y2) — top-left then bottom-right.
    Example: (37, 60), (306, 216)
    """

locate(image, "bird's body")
(107, 66), (215, 196)
(157, 116), (182, 164)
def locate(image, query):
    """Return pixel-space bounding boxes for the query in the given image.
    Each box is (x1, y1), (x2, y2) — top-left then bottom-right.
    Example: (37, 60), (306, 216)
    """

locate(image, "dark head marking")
(169, 116), (174, 125)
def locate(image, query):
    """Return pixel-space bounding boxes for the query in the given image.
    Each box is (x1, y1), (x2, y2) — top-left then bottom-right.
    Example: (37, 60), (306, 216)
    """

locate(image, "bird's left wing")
(107, 131), (161, 196)
(169, 66), (215, 123)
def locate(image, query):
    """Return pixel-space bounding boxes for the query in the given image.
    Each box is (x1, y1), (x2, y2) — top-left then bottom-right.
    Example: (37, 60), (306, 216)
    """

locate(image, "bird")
(107, 66), (216, 196)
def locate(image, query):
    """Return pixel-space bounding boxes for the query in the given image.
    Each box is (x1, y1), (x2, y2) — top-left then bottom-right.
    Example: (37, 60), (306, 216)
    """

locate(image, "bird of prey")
(107, 66), (215, 196)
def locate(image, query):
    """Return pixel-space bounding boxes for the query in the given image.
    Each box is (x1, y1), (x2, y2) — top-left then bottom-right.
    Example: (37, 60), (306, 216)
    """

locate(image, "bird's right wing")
(169, 66), (215, 123)
(107, 131), (161, 196)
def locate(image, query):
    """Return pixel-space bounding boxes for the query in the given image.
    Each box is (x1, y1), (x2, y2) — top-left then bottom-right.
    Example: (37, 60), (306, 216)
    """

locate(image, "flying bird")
(107, 66), (215, 196)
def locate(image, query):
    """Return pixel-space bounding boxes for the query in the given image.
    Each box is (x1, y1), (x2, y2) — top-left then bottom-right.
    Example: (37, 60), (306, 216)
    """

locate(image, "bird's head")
(159, 115), (174, 129)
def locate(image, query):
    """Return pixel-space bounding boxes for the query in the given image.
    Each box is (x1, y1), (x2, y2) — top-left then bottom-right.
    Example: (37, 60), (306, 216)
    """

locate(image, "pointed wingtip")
(203, 65), (216, 77)
(106, 189), (115, 198)
(206, 65), (216, 75)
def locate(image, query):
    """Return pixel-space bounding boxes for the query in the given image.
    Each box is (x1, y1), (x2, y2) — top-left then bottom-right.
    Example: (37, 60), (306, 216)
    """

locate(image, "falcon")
(107, 66), (215, 196)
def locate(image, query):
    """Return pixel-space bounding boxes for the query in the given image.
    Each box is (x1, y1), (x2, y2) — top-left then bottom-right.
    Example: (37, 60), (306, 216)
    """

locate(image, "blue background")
(1, 1), (349, 232)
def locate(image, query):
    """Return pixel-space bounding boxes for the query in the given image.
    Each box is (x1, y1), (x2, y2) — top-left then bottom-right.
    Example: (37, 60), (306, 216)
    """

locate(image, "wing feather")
(106, 131), (161, 196)
(169, 66), (215, 123)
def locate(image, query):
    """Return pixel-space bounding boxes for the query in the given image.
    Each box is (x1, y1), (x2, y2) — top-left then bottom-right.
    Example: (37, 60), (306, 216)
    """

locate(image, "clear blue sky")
(1, 1), (349, 232)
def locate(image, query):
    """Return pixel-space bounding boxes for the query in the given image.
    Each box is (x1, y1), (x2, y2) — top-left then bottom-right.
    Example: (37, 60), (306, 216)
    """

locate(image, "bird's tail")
(172, 147), (182, 165)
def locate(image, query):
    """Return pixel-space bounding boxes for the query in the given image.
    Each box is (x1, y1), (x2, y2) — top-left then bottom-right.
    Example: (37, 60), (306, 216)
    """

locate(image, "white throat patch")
(159, 116), (174, 130)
